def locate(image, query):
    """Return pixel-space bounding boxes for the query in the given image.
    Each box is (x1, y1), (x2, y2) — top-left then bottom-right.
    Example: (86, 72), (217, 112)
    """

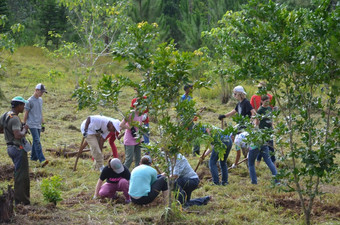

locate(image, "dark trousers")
(131, 176), (168, 205)
(174, 177), (209, 206)
(7, 146), (30, 205)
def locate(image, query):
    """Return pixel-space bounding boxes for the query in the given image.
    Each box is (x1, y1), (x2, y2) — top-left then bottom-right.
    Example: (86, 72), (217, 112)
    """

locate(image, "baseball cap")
(11, 96), (28, 104)
(109, 158), (124, 173)
(233, 86), (247, 95)
(184, 84), (193, 91)
(110, 119), (121, 133)
(36, 83), (48, 93)
(141, 155), (152, 165)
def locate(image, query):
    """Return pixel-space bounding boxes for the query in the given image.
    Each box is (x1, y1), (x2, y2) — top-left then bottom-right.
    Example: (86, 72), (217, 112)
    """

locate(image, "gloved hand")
(199, 157), (204, 163)
(218, 114), (226, 120)
(231, 163), (237, 169)
(41, 123), (45, 133)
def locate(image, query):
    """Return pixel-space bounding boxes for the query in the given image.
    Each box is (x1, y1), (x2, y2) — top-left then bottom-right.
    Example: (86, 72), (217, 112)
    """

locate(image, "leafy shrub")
(40, 175), (63, 205)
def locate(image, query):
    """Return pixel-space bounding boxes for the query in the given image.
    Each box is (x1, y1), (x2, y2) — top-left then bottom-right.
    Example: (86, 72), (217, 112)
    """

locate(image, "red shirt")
(131, 96), (149, 124)
(250, 93), (273, 111)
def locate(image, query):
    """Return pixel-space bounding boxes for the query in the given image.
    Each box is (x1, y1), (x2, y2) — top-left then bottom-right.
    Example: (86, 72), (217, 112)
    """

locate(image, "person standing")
(119, 111), (143, 169)
(202, 126), (233, 186)
(23, 83), (48, 167)
(250, 81), (273, 112)
(81, 115), (121, 171)
(94, 158), (131, 203)
(131, 88), (150, 144)
(181, 84), (200, 156)
(218, 85), (256, 122)
(0, 96), (31, 205)
(256, 95), (276, 166)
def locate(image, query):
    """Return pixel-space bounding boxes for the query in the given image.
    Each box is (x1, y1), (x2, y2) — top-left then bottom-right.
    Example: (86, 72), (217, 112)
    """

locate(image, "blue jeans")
(248, 145), (277, 184)
(257, 140), (276, 163)
(30, 128), (45, 162)
(209, 136), (232, 185)
(143, 123), (150, 144)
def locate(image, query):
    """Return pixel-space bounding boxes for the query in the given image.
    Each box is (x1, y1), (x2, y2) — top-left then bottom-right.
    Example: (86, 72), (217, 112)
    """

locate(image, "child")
(256, 95), (276, 166)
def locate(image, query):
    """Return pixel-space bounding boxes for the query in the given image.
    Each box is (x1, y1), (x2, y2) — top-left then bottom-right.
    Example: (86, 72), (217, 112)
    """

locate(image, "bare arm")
(99, 136), (105, 151)
(234, 150), (241, 165)
(94, 179), (103, 198)
(225, 109), (237, 117)
(119, 119), (130, 130)
(84, 116), (91, 132)
(13, 124), (29, 139)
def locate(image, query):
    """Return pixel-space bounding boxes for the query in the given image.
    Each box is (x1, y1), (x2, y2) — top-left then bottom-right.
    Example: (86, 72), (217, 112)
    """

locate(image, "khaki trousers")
(86, 134), (103, 170)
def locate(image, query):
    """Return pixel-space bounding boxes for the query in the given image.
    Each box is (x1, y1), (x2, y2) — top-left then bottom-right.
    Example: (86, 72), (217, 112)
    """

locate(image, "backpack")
(0, 112), (9, 134)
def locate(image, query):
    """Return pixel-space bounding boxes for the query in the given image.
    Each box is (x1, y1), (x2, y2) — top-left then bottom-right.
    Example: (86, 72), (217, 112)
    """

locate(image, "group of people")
(0, 84), (48, 205)
(0, 81), (277, 207)
(94, 154), (211, 207)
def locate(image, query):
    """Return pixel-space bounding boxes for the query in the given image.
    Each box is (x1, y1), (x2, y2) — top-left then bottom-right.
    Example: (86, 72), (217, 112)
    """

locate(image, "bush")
(40, 175), (63, 206)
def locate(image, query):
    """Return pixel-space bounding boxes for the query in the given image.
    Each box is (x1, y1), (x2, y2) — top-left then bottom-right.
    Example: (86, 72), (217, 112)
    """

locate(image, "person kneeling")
(129, 155), (168, 205)
(94, 158), (131, 203)
(171, 153), (211, 207)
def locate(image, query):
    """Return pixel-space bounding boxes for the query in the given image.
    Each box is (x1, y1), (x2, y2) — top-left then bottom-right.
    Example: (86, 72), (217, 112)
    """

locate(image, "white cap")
(233, 86), (246, 95)
(35, 83), (48, 93)
(110, 119), (121, 133)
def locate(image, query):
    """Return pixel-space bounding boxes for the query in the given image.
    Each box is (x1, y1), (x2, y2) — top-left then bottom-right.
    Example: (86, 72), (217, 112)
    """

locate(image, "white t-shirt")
(234, 131), (257, 151)
(80, 115), (111, 139)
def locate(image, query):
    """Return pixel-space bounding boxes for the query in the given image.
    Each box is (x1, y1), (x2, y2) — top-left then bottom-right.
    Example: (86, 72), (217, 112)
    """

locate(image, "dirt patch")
(61, 191), (93, 207)
(29, 171), (53, 180)
(0, 164), (14, 181)
(61, 114), (77, 121)
(273, 195), (340, 220)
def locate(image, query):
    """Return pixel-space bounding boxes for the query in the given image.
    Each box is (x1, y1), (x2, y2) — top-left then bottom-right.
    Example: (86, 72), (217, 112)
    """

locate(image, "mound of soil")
(0, 164), (14, 181)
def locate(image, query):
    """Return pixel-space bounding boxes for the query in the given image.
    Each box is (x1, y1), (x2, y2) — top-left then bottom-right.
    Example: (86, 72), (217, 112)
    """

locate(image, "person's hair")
(261, 95), (269, 101)
(11, 101), (25, 109)
(183, 84), (193, 91)
(141, 155), (152, 165)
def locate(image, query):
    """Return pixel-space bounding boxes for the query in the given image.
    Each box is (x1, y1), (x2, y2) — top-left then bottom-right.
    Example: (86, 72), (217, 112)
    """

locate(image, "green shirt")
(257, 106), (273, 129)
(0, 112), (22, 146)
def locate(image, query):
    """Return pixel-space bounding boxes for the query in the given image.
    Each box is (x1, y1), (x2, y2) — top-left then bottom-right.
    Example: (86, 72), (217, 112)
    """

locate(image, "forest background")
(0, 0), (339, 224)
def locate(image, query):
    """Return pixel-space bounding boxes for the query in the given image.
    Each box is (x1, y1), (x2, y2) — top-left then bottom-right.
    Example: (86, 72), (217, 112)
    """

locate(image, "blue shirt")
(181, 94), (192, 101)
(129, 164), (157, 197)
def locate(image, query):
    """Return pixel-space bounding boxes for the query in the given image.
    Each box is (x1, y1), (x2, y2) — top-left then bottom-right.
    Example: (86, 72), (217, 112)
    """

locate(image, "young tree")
(72, 22), (212, 220)
(204, 0), (339, 224)
(50, 0), (130, 82)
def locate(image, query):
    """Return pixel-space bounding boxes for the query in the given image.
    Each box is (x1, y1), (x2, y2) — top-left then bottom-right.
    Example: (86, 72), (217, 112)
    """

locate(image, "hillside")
(0, 47), (339, 225)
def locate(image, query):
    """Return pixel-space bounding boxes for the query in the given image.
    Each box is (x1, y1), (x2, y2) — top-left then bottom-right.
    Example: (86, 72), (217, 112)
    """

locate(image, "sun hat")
(233, 86), (247, 95)
(109, 158), (124, 174)
(11, 96), (28, 104)
(35, 83), (48, 93)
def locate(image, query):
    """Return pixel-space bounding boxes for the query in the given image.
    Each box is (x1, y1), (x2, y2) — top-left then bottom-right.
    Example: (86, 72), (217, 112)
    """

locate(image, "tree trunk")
(0, 185), (14, 223)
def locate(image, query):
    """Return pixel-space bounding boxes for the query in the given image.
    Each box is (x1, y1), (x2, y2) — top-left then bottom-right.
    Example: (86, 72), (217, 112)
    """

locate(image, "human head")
(257, 81), (266, 89)
(11, 96), (28, 112)
(109, 158), (124, 173)
(35, 83), (48, 97)
(140, 155), (152, 165)
(107, 119), (121, 133)
(261, 95), (270, 107)
(183, 84), (193, 94)
(233, 86), (246, 100)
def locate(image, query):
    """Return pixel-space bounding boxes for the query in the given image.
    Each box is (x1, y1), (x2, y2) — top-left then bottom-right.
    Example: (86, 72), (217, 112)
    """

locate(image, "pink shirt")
(123, 112), (143, 146)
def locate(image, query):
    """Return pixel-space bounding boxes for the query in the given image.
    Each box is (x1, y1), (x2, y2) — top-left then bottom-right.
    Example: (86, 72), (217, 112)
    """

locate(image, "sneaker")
(41, 160), (49, 168)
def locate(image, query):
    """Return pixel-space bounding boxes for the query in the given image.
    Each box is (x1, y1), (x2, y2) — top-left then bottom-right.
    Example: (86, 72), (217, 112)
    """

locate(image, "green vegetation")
(41, 175), (63, 205)
(0, 0), (339, 224)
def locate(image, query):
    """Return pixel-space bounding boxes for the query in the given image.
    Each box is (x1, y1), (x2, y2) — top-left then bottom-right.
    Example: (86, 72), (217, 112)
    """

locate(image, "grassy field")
(0, 47), (339, 225)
